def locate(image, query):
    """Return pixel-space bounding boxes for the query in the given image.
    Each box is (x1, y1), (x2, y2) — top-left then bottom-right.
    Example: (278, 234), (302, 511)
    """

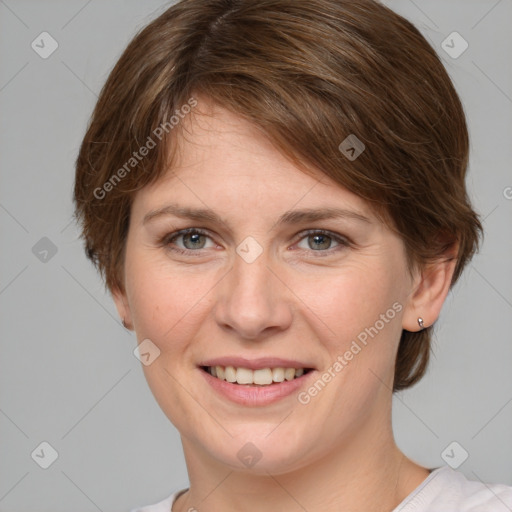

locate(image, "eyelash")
(159, 228), (351, 257)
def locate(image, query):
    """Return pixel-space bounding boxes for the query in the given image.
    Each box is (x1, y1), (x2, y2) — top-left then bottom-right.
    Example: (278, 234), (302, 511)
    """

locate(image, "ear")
(112, 284), (134, 330)
(402, 243), (458, 332)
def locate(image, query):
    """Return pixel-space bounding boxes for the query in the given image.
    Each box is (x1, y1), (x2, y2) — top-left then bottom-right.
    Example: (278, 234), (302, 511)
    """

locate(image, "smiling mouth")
(200, 365), (313, 386)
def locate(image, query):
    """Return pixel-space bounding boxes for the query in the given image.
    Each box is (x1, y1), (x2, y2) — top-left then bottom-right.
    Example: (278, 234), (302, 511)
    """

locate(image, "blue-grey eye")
(297, 232), (342, 251)
(179, 231), (210, 250)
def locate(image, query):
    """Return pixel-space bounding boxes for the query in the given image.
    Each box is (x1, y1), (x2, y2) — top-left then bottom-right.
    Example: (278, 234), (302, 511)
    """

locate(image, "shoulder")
(129, 488), (188, 512)
(396, 465), (512, 511)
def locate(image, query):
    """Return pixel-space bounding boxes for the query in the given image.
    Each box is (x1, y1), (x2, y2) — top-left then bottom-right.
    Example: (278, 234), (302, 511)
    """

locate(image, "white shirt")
(130, 465), (512, 511)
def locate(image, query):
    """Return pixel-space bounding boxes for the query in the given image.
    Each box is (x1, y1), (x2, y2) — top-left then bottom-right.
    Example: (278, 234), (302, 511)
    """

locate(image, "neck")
(174, 411), (429, 512)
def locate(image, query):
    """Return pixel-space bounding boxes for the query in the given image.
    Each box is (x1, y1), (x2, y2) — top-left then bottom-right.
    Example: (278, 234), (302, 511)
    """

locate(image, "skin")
(113, 96), (457, 512)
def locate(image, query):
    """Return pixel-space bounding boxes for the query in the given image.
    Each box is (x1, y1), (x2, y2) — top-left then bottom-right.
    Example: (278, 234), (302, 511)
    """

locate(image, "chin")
(187, 424), (318, 476)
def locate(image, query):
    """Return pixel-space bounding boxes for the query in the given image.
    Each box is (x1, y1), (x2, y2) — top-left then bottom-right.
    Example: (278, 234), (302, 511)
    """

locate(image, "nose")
(213, 247), (293, 341)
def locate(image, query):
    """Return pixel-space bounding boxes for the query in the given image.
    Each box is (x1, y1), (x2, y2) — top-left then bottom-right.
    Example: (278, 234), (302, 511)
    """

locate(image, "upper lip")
(198, 356), (316, 371)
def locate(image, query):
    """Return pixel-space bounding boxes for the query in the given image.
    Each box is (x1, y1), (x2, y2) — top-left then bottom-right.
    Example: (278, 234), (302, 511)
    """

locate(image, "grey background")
(0, 1), (511, 511)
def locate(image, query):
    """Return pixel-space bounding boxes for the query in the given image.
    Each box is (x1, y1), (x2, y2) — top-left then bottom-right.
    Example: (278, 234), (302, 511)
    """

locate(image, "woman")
(73, 0), (512, 510)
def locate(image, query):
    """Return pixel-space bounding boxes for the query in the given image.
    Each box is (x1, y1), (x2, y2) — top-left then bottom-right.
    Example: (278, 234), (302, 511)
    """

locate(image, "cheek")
(123, 249), (217, 427)
(288, 258), (406, 393)
(296, 260), (402, 335)
(125, 248), (217, 351)
(291, 263), (405, 412)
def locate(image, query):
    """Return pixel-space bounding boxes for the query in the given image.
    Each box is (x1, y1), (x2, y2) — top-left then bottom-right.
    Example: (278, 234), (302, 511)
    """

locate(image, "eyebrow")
(142, 203), (372, 229)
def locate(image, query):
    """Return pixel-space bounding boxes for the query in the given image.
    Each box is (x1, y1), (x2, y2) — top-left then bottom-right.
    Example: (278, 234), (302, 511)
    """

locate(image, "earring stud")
(417, 317), (425, 329)
(122, 318), (129, 329)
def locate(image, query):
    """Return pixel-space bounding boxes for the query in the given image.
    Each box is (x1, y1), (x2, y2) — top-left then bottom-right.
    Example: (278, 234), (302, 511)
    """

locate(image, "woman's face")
(115, 99), (418, 474)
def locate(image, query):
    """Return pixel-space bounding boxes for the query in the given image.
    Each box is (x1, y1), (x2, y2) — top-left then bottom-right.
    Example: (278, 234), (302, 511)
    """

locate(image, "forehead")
(131, 98), (375, 222)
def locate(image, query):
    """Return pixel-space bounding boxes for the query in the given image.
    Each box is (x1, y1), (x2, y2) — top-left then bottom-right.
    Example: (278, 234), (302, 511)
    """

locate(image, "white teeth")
(272, 367), (285, 382)
(236, 367), (253, 385)
(224, 366), (237, 383)
(253, 368), (273, 385)
(215, 366), (225, 380)
(206, 365), (308, 385)
(284, 368), (295, 381)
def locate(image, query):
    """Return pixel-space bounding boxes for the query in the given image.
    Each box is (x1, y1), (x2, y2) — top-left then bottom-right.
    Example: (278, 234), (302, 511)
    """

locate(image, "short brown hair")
(73, 0), (482, 391)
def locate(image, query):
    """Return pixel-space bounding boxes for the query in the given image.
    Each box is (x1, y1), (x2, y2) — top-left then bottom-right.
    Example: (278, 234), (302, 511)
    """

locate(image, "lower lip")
(199, 368), (314, 406)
